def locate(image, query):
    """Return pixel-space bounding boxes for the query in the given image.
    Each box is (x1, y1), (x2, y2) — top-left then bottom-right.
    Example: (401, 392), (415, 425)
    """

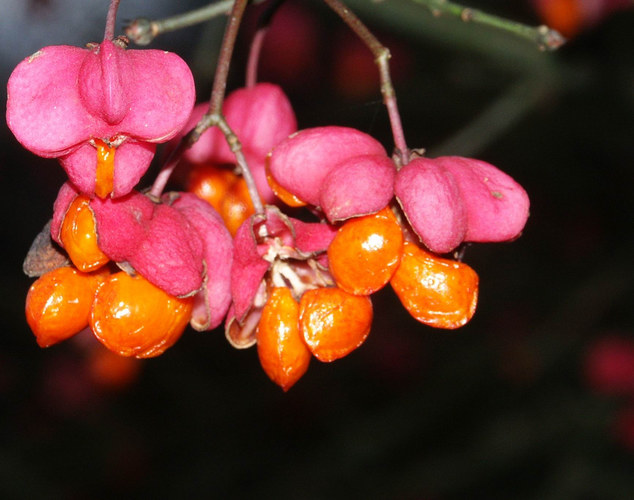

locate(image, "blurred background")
(1, 0), (633, 498)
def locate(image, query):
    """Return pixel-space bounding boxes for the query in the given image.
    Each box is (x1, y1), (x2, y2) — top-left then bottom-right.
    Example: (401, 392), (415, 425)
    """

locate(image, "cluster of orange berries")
(329, 207), (479, 329)
(249, 207), (478, 391)
(186, 164), (255, 236)
(26, 195), (193, 358)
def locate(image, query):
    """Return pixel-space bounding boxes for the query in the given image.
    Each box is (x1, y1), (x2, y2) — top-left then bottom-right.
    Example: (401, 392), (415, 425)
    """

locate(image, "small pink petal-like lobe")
(169, 193), (233, 331)
(91, 192), (205, 297)
(320, 154), (396, 223)
(120, 46), (195, 142)
(129, 203), (205, 297)
(230, 207), (301, 320)
(7, 45), (94, 157)
(267, 126), (386, 206)
(6, 40), (195, 158)
(78, 39), (129, 125)
(182, 83), (297, 165)
(437, 156), (530, 243)
(231, 217), (271, 321)
(60, 141), (156, 197)
(395, 158), (466, 254)
(90, 191), (155, 262)
(51, 183), (81, 244)
(290, 218), (337, 255)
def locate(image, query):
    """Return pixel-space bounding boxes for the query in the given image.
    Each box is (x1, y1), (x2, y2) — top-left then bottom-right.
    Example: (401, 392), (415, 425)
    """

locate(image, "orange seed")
(299, 287), (373, 362)
(256, 287), (311, 391)
(95, 139), (115, 199)
(390, 241), (479, 329)
(328, 207), (403, 295)
(25, 266), (106, 347)
(60, 195), (109, 272)
(90, 271), (193, 358)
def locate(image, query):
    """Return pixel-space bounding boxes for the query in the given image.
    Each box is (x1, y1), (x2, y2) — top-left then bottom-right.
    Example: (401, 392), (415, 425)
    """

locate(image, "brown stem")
(151, 0), (265, 217)
(104, 0), (121, 40)
(209, 0), (248, 113)
(321, 0), (410, 166)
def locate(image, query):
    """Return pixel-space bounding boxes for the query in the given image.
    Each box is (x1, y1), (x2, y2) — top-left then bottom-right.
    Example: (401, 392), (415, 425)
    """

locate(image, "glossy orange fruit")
(90, 271), (193, 358)
(25, 266), (107, 347)
(95, 139), (115, 199)
(265, 160), (307, 208)
(187, 164), (237, 212)
(328, 207), (403, 295)
(256, 287), (311, 390)
(220, 177), (255, 236)
(299, 287), (373, 362)
(390, 241), (478, 329)
(60, 195), (109, 272)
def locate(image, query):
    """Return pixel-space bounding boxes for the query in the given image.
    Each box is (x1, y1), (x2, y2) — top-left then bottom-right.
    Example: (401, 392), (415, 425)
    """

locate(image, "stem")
(104, 0), (121, 40)
(209, 0), (247, 114)
(125, 1), (234, 45)
(151, 0), (264, 217)
(321, 0), (410, 166)
(413, 0), (566, 51)
(246, 26), (268, 88)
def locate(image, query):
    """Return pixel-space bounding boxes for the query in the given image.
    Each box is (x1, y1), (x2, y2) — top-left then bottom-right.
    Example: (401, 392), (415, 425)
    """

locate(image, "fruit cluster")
(9, 2), (530, 390)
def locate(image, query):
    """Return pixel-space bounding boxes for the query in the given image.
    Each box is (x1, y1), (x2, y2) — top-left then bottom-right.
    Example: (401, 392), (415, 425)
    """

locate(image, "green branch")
(412, 0), (566, 51)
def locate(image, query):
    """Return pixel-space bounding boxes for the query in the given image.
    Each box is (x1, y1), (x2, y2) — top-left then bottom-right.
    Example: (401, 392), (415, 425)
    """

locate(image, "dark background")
(1, 0), (633, 498)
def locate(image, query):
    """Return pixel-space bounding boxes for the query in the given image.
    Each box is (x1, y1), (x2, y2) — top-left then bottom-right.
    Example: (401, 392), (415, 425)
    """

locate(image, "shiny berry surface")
(220, 177), (255, 236)
(94, 139), (115, 199)
(90, 271), (193, 358)
(328, 207), (403, 295)
(390, 241), (478, 329)
(299, 287), (372, 362)
(25, 266), (105, 347)
(187, 165), (237, 213)
(60, 194), (109, 272)
(256, 287), (311, 391)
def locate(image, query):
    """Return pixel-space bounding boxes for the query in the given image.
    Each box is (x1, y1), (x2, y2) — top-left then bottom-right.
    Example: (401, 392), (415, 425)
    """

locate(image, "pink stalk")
(104, 0), (121, 40)
(246, 26), (268, 88)
(321, 0), (410, 166)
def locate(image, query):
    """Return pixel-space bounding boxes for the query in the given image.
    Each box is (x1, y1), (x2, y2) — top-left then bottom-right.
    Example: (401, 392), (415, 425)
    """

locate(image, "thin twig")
(125, 1), (234, 45)
(413, 0), (566, 51)
(104, 0), (121, 40)
(150, 0), (264, 217)
(322, 0), (410, 166)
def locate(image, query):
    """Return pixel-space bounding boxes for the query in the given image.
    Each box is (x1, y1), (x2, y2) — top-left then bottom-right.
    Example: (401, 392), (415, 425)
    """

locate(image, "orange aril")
(60, 195), (109, 272)
(95, 139), (115, 199)
(256, 287), (311, 391)
(299, 287), (372, 362)
(220, 177), (255, 236)
(89, 271), (193, 358)
(328, 207), (403, 295)
(265, 161), (307, 208)
(187, 164), (237, 212)
(25, 266), (107, 347)
(390, 241), (478, 329)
